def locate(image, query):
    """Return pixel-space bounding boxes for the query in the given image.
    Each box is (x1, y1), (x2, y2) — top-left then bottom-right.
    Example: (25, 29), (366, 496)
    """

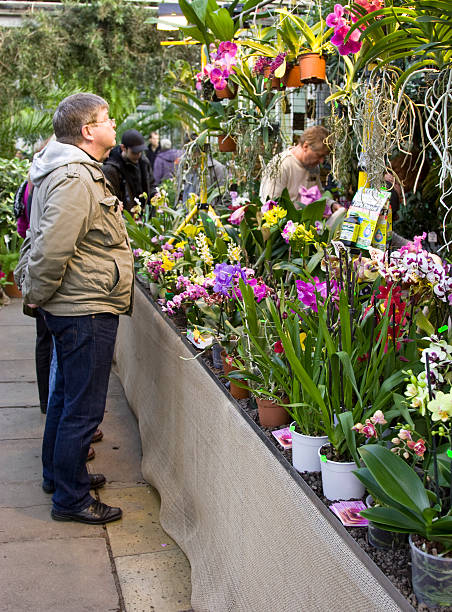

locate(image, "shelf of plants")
(118, 186), (451, 609)
(115, 281), (414, 612)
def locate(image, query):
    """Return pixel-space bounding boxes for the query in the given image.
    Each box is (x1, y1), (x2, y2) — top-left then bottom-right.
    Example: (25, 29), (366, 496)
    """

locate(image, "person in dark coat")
(146, 131), (161, 170)
(102, 129), (156, 213)
(153, 139), (183, 186)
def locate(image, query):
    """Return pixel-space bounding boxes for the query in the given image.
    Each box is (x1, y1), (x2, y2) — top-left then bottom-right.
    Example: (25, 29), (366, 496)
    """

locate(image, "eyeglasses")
(86, 118), (116, 127)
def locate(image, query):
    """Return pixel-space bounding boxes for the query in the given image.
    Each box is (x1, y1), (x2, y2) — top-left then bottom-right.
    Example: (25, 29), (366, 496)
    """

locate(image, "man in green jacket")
(15, 93), (133, 524)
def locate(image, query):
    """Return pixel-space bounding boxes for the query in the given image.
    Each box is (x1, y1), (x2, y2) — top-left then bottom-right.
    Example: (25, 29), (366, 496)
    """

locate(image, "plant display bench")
(114, 283), (413, 612)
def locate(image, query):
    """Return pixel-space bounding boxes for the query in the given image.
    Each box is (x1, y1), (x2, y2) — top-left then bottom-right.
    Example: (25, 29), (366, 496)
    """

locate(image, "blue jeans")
(40, 311), (119, 513)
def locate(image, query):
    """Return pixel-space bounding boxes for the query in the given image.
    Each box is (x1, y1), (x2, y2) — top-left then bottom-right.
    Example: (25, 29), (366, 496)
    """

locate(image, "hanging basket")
(218, 134), (236, 153)
(215, 84), (237, 100)
(282, 64), (302, 88)
(298, 53), (326, 84)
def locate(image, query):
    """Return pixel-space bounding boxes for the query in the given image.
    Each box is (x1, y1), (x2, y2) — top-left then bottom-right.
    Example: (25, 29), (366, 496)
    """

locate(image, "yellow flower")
(262, 206), (287, 228)
(161, 254), (175, 272)
(186, 193), (199, 210)
(175, 241), (187, 249)
(183, 224), (199, 238)
(299, 332), (306, 351)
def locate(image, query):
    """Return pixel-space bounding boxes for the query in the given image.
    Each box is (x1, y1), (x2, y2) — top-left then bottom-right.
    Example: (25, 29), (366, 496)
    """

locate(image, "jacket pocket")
(100, 196), (127, 246)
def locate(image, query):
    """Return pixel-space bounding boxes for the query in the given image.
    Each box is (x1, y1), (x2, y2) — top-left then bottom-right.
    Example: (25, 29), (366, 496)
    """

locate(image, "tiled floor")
(0, 297), (192, 611)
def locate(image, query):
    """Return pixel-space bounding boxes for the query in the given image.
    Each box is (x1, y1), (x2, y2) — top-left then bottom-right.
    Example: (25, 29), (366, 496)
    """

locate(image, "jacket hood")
(157, 149), (182, 163)
(30, 141), (101, 186)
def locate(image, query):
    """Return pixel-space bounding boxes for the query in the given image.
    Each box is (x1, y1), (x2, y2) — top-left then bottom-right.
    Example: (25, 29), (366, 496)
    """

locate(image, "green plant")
(346, 0), (452, 94)
(356, 445), (452, 550)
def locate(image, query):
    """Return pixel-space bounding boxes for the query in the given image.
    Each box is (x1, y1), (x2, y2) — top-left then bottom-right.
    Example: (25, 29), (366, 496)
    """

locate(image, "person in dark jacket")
(146, 131), (161, 170)
(153, 139), (183, 186)
(102, 129), (156, 213)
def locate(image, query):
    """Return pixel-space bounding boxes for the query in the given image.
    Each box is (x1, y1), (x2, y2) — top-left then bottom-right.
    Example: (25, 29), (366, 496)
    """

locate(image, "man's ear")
(81, 124), (95, 143)
(120, 144), (126, 153)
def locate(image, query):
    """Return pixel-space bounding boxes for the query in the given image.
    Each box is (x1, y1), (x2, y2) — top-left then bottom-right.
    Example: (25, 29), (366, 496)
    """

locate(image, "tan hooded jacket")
(15, 141), (133, 316)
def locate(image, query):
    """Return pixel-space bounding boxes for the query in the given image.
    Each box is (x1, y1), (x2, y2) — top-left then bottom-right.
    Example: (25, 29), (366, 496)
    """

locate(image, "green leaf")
(358, 445), (430, 516)
(338, 411), (360, 466)
(206, 8), (236, 41)
(360, 506), (425, 534)
(301, 198), (327, 226)
(415, 309), (435, 335)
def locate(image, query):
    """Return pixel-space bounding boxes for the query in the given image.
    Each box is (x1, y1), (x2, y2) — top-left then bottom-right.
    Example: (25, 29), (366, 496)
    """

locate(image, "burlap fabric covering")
(115, 285), (413, 612)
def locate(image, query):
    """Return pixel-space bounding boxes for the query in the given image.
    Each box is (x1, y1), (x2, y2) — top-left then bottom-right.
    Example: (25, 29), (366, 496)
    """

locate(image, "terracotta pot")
(218, 134), (236, 153)
(256, 397), (290, 428)
(215, 85), (237, 99)
(263, 66), (284, 90)
(282, 65), (302, 88)
(298, 53), (326, 84)
(221, 350), (249, 400)
(5, 271), (22, 298)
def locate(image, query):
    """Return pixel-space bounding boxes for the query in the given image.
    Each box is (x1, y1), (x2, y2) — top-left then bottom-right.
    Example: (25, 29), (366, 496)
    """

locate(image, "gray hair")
(298, 125), (330, 152)
(53, 93), (109, 145)
(160, 138), (172, 151)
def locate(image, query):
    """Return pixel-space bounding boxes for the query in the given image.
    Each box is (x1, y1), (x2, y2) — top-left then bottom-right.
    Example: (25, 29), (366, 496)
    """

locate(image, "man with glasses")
(15, 93), (133, 524)
(259, 125), (332, 207)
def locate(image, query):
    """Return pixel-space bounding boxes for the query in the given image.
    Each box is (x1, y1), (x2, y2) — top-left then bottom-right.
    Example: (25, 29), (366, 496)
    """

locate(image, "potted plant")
(356, 444), (452, 607)
(268, 258), (418, 498)
(275, 10), (334, 83)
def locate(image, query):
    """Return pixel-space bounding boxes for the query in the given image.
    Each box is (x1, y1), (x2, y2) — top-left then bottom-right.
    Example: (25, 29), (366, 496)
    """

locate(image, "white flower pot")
(318, 448), (365, 501)
(291, 423), (328, 472)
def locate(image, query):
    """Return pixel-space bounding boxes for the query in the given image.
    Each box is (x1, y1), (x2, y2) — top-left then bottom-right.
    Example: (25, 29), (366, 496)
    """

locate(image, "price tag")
(446, 449), (452, 459)
(438, 325), (448, 334)
(289, 424), (295, 432)
(320, 454), (328, 463)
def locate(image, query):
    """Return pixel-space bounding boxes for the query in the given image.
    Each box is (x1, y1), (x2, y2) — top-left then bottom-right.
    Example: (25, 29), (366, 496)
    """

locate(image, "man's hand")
(27, 304), (38, 309)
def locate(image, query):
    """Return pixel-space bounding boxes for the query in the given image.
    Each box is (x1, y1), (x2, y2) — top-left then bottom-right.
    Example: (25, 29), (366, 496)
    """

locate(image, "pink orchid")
(326, 4), (347, 28)
(217, 41), (238, 58)
(299, 184), (322, 205)
(228, 205), (247, 225)
(361, 420), (378, 439)
(261, 199), (277, 213)
(370, 410), (387, 425)
(407, 439), (426, 458)
(398, 429), (412, 441)
(331, 24), (362, 55)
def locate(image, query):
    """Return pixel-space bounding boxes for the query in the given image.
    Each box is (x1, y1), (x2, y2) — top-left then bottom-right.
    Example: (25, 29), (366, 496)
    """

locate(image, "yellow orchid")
(299, 332), (306, 351)
(262, 206), (287, 228)
(183, 224), (199, 238)
(175, 240), (187, 249)
(161, 254), (175, 272)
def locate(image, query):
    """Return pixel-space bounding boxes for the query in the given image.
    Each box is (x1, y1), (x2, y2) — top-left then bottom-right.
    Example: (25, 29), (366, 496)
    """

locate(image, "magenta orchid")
(196, 41), (238, 91)
(326, 1), (382, 56)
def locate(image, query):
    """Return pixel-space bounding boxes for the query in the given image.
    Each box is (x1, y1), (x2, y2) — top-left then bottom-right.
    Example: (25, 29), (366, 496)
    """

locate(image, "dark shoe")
(40, 405), (47, 415)
(91, 428), (103, 443)
(86, 446), (95, 461)
(51, 500), (122, 524)
(42, 473), (106, 494)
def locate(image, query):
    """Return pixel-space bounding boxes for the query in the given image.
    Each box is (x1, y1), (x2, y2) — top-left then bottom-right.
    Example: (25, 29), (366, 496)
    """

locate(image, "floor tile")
(0, 538), (119, 612)
(115, 548), (192, 612)
(102, 486), (177, 557)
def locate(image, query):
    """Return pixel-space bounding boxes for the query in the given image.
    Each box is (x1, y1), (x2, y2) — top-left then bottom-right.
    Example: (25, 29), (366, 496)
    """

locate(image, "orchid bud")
(391, 438), (400, 445)
(403, 452), (410, 459)
(391, 447), (398, 453)
(282, 311), (288, 319)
